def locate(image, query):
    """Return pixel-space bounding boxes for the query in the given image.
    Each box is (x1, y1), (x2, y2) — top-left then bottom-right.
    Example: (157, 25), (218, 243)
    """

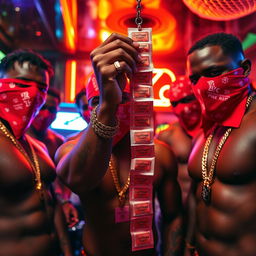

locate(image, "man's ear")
(240, 59), (251, 76)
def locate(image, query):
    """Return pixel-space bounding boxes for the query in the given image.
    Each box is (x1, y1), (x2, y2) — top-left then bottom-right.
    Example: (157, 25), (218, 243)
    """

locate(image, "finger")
(71, 208), (79, 219)
(95, 60), (133, 80)
(100, 33), (133, 47)
(91, 38), (140, 66)
(101, 39), (139, 62)
(63, 211), (70, 222)
(68, 221), (76, 228)
(94, 51), (137, 75)
(68, 217), (79, 228)
(113, 60), (133, 77)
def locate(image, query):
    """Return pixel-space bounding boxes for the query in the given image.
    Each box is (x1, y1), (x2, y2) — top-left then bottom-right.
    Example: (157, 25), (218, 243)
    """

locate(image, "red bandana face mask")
(86, 73), (130, 101)
(170, 76), (201, 137)
(86, 73), (131, 146)
(173, 100), (201, 137)
(32, 109), (56, 132)
(82, 110), (90, 123)
(113, 102), (130, 146)
(0, 78), (46, 138)
(192, 67), (250, 135)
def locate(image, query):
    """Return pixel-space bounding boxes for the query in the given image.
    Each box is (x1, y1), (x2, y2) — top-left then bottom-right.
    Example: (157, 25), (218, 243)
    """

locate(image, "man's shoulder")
(26, 134), (54, 161)
(154, 138), (178, 176)
(47, 129), (65, 143)
(154, 137), (173, 152)
(26, 134), (49, 155)
(65, 131), (83, 142)
(54, 136), (80, 164)
(157, 121), (180, 141)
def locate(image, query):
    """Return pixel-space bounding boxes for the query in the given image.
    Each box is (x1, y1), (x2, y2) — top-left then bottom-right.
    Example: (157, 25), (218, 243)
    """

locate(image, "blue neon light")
(51, 111), (87, 131)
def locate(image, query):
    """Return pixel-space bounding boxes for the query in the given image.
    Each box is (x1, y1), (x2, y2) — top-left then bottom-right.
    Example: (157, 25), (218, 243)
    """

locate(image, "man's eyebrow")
(189, 74), (200, 80)
(15, 76), (47, 87)
(202, 65), (226, 73)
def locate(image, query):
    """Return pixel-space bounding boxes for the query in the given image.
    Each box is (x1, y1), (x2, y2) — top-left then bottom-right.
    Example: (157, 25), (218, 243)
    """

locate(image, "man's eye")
(39, 88), (47, 93)
(17, 83), (29, 88)
(82, 105), (88, 111)
(208, 70), (222, 77)
(189, 75), (200, 85)
(181, 96), (195, 103)
(171, 101), (178, 107)
(37, 85), (47, 93)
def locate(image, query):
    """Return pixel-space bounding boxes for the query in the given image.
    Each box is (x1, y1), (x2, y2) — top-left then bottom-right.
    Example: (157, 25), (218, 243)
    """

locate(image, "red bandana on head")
(86, 74), (100, 102)
(169, 76), (201, 138)
(0, 78), (46, 138)
(192, 67), (251, 135)
(86, 73), (131, 146)
(82, 110), (90, 124)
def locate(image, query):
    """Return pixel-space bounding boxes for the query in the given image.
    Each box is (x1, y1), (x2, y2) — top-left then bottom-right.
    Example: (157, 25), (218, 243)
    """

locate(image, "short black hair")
(75, 88), (86, 108)
(0, 49), (54, 78)
(188, 32), (244, 58)
(48, 87), (61, 103)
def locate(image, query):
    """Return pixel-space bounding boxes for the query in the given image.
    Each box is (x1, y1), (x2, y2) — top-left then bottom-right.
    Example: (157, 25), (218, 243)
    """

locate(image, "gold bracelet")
(90, 105), (119, 139)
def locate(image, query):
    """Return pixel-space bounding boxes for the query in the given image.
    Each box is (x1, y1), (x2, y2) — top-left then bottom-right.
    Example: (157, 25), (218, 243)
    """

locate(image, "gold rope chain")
(0, 120), (42, 191)
(109, 156), (130, 206)
(201, 94), (254, 203)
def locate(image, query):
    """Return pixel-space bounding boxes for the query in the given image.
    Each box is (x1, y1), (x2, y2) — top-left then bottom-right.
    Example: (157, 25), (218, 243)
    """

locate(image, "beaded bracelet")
(91, 105), (119, 139)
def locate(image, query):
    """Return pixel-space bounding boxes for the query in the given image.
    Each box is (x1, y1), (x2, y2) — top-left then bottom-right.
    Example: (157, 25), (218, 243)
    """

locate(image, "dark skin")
(157, 94), (199, 206)
(27, 94), (64, 160)
(157, 121), (193, 206)
(0, 61), (73, 256)
(27, 94), (79, 228)
(187, 45), (256, 256)
(66, 94), (89, 141)
(77, 94), (89, 117)
(157, 96), (200, 256)
(56, 33), (184, 256)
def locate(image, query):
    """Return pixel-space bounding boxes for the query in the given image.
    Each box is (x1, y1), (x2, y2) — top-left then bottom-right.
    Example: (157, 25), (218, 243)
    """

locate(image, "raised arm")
(56, 33), (140, 195)
(155, 140), (185, 256)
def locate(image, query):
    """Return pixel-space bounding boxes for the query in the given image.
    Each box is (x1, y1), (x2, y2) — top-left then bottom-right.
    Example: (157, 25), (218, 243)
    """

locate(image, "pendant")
(202, 185), (211, 204)
(115, 205), (130, 223)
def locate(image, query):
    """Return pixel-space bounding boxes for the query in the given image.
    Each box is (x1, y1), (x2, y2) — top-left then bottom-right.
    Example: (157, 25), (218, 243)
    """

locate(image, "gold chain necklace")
(201, 95), (254, 204)
(109, 156), (130, 207)
(0, 120), (42, 191)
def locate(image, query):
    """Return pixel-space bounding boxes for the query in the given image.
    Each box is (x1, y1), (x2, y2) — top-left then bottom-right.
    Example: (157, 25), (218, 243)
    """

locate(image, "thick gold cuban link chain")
(201, 94), (254, 203)
(109, 155), (130, 207)
(0, 120), (42, 191)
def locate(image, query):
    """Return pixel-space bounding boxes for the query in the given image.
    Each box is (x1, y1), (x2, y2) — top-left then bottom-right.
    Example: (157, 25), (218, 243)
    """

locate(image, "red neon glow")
(105, 8), (176, 52)
(35, 31), (42, 36)
(81, 68), (176, 111)
(59, 0), (77, 51)
(65, 60), (77, 102)
(153, 68), (176, 112)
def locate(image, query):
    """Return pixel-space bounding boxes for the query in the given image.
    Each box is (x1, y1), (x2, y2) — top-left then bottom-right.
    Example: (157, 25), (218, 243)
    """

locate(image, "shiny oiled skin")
(0, 134), (58, 256)
(27, 94), (65, 161)
(157, 122), (194, 206)
(188, 100), (256, 256)
(60, 135), (183, 256)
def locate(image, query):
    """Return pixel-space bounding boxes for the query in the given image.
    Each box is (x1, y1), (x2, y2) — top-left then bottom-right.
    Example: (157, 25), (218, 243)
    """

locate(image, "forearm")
(57, 103), (118, 194)
(54, 202), (73, 256)
(54, 178), (72, 201)
(162, 215), (185, 256)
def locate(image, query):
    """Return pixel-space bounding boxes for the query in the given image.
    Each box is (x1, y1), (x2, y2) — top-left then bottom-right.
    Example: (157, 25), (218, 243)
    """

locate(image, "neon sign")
(153, 68), (176, 112)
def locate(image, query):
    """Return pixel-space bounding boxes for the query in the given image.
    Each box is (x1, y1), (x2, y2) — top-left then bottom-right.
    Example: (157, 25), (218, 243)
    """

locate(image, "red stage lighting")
(105, 8), (176, 52)
(183, 0), (256, 20)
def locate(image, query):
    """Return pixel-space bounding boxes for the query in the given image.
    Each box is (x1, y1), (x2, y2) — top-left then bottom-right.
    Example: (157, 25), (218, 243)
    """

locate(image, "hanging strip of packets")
(128, 27), (155, 252)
